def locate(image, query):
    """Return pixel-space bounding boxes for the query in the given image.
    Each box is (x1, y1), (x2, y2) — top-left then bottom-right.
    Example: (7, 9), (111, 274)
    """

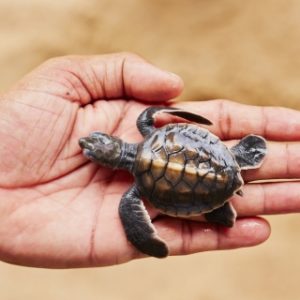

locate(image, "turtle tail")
(230, 134), (267, 170)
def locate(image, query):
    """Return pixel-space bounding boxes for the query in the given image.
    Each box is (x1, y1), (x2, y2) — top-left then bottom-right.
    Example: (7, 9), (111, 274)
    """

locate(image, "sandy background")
(0, 0), (300, 299)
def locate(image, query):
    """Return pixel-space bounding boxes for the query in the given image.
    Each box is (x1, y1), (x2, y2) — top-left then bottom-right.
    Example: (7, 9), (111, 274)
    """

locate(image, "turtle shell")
(133, 123), (243, 216)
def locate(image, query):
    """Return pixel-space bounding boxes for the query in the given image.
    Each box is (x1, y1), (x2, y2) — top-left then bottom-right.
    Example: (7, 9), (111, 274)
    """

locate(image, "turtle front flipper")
(137, 106), (212, 137)
(230, 134), (267, 170)
(204, 202), (237, 227)
(119, 185), (168, 258)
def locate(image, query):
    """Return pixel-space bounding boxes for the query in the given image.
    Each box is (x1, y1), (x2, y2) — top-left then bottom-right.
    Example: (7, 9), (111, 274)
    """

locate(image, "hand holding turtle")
(0, 53), (298, 268)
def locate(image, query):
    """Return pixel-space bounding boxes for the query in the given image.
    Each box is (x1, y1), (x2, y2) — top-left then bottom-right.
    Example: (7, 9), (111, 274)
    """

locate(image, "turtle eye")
(99, 135), (112, 145)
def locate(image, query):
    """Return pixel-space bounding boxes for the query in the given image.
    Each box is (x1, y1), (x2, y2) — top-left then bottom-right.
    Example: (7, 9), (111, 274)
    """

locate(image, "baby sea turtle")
(79, 106), (267, 258)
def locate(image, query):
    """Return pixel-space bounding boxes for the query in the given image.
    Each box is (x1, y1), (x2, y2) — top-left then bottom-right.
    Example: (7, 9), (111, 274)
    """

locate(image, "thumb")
(14, 52), (184, 104)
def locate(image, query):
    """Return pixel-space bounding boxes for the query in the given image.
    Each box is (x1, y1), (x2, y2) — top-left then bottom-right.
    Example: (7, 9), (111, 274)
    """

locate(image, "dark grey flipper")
(231, 134), (267, 170)
(136, 106), (212, 137)
(204, 202), (237, 227)
(119, 185), (168, 258)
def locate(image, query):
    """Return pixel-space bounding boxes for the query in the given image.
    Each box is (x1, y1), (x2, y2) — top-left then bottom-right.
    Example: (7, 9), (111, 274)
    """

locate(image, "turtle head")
(79, 132), (123, 168)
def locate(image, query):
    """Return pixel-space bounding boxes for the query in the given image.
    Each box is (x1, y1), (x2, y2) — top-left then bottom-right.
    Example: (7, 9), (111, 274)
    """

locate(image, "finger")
(178, 100), (300, 141)
(232, 182), (300, 217)
(15, 53), (183, 104)
(154, 217), (270, 255)
(243, 141), (300, 181)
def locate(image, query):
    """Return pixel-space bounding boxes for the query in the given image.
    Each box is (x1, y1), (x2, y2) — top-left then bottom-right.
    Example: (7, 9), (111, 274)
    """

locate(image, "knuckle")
(217, 99), (233, 139)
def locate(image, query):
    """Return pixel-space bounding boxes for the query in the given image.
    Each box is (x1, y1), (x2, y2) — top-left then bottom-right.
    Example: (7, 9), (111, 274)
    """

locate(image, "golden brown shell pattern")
(133, 123), (243, 216)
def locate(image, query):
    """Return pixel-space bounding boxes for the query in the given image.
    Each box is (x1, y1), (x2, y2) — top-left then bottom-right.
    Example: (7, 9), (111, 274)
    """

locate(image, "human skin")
(0, 53), (299, 268)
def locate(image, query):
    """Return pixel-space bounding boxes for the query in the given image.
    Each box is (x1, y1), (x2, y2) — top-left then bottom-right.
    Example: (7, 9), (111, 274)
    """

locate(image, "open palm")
(0, 53), (299, 268)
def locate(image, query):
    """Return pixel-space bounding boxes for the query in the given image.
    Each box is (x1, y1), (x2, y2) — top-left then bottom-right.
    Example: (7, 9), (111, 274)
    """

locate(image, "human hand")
(0, 53), (297, 268)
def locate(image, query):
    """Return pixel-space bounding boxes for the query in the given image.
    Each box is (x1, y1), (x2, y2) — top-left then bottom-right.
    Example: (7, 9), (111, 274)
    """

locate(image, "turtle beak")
(79, 137), (95, 151)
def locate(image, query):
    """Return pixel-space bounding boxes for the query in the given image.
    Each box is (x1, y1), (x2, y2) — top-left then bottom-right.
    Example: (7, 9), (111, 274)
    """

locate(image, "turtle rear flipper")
(119, 185), (168, 258)
(231, 134), (267, 170)
(205, 202), (237, 227)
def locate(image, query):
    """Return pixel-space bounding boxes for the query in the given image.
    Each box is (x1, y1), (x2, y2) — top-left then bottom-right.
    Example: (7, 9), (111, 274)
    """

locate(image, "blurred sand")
(0, 0), (300, 299)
